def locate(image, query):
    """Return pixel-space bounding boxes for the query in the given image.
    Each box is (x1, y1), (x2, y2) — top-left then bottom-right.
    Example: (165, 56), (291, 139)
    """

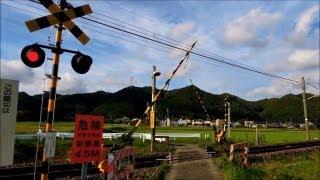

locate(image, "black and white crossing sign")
(25, 0), (92, 45)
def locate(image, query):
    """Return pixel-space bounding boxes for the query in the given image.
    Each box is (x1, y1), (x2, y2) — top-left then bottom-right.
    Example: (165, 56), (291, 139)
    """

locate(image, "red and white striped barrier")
(99, 147), (135, 180)
(114, 147), (134, 161)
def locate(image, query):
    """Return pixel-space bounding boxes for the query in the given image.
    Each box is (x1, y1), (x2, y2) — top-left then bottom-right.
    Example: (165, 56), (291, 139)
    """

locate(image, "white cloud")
(0, 60), (35, 83)
(265, 49), (319, 72)
(246, 71), (319, 98)
(223, 8), (282, 47)
(287, 5), (320, 46)
(56, 72), (89, 94)
(288, 49), (319, 70)
(0, 60), (46, 94)
(170, 22), (195, 40)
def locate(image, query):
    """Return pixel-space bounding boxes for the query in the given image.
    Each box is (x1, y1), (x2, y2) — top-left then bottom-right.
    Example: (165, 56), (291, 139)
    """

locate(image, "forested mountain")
(17, 86), (319, 126)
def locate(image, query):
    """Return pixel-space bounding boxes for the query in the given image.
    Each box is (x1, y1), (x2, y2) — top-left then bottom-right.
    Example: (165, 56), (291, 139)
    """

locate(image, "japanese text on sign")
(150, 110), (155, 128)
(71, 115), (104, 163)
(2, 84), (12, 113)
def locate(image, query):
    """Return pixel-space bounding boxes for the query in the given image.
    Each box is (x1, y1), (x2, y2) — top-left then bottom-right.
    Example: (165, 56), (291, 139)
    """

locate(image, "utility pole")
(41, 1), (65, 179)
(224, 97), (228, 134)
(301, 77), (310, 141)
(227, 102), (231, 138)
(151, 66), (161, 152)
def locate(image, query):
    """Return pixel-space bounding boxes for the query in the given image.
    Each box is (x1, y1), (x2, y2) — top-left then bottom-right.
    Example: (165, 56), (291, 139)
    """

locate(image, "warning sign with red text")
(71, 114), (104, 163)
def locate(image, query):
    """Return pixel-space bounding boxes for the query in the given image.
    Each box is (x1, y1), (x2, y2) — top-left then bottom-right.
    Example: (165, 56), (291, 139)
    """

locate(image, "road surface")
(164, 143), (223, 180)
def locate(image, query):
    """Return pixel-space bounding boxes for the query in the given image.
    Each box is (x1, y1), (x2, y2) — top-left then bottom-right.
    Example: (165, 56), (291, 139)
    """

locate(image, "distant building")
(232, 122), (241, 128)
(166, 118), (171, 127)
(204, 120), (214, 126)
(159, 120), (166, 126)
(299, 122), (315, 128)
(178, 119), (188, 126)
(192, 120), (204, 126)
(244, 121), (255, 128)
(115, 116), (130, 123)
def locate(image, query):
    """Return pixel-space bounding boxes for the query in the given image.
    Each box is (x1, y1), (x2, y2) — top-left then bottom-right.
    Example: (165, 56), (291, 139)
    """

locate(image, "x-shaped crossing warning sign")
(25, 0), (92, 45)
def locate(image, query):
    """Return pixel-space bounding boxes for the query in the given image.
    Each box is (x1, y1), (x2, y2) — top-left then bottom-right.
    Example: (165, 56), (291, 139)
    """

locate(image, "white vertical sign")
(44, 132), (56, 158)
(0, 79), (19, 166)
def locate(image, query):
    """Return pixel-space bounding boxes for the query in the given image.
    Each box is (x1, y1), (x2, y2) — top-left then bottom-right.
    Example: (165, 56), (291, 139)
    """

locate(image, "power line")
(88, 9), (263, 72)
(25, 0), (299, 83)
(28, 0), (268, 74)
(4, 1), (320, 89)
(80, 16), (302, 84)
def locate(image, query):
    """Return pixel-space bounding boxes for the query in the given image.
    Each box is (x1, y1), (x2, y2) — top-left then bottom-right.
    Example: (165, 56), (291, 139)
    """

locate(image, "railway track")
(247, 140), (320, 161)
(170, 150), (210, 163)
(205, 140), (320, 159)
(1, 141), (318, 178)
(0, 155), (167, 179)
(249, 140), (320, 154)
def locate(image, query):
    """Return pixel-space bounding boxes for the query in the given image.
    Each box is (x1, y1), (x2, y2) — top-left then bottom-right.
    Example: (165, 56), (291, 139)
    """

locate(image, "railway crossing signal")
(21, 0), (93, 179)
(71, 53), (93, 74)
(20, 44), (93, 74)
(21, 0), (93, 73)
(25, 0), (92, 45)
(21, 44), (45, 68)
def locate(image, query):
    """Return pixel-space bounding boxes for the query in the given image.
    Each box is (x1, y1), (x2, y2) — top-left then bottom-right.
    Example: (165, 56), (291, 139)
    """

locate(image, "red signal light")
(21, 45), (45, 68)
(26, 50), (40, 62)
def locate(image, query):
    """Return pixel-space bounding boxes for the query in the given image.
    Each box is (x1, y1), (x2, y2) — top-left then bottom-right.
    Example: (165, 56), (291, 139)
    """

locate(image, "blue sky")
(1, 0), (319, 100)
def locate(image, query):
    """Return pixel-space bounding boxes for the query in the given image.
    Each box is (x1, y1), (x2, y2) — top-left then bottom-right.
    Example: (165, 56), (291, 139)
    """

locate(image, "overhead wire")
(76, 1), (267, 73)
(4, 0), (320, 90)
(29, 0), (271, 74)
(80, 16), (302, 84)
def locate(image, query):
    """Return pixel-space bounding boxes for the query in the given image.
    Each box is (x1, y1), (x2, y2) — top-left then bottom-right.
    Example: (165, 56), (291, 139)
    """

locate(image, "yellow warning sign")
(150, 110), (155, 128)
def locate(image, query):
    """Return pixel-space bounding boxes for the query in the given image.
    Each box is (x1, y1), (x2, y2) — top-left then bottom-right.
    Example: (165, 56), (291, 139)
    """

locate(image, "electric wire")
(81, 16), (303, 84)
(3, 1), (320, 90)
(28, 0), (278, 75)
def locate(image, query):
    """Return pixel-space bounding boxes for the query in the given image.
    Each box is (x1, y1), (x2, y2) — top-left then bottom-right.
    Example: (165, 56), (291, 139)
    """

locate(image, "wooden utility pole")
(151, 66), (161, 152)
(301, 77), (310, 141)
(227, 102), (231, 138)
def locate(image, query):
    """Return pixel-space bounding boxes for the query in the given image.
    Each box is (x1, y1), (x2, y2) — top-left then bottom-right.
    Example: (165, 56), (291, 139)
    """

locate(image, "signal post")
(41, 2), (65, 179)
(20, 0), (93, 179)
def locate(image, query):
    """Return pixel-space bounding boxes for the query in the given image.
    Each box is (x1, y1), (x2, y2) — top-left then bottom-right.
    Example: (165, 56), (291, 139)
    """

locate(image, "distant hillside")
(256, 94), (320, 124)
(17, 86), (320, 126)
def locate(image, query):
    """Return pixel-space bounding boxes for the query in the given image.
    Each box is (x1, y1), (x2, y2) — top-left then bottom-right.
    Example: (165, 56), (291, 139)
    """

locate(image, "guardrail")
(15, 132), (201, 142)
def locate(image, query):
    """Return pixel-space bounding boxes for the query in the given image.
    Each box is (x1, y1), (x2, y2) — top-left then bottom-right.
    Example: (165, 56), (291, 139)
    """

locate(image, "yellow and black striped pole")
(41, 1), (65, 179)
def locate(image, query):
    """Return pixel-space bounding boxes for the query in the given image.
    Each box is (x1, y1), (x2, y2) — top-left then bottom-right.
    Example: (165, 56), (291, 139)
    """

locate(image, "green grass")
(13, 138), (173, 164)
(215, 151), (320, 179)
(16, 122), (320, 144)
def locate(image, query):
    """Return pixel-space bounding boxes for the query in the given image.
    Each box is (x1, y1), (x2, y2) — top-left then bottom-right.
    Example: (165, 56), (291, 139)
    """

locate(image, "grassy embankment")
(215, 151), (320, 179)
(16, 122), (320, 145)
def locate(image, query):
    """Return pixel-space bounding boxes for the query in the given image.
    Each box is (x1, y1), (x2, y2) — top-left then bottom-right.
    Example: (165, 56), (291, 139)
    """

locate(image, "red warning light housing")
(21, 44), (45, 68)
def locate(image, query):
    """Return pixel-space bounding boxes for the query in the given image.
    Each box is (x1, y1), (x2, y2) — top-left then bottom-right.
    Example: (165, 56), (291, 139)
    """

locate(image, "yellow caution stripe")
(27, 0), (92, 45)
(25, 5), (91, 32)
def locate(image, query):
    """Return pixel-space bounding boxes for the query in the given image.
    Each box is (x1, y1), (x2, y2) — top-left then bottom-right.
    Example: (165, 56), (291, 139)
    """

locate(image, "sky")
(0, 0), (319, 101)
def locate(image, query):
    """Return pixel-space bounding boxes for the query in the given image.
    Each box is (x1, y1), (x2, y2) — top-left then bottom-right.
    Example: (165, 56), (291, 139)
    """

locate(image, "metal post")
(41, 1), (65, 179)
(81, 163), (88, 180)
(151, 66), (156, 152)
(301, 77), (310, 141)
